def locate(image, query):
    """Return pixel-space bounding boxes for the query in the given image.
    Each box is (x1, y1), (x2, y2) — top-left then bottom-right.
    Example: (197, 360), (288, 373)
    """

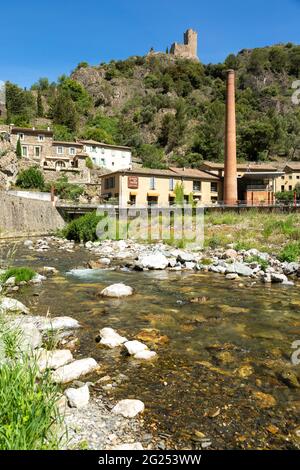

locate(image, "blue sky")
(0, 0), (299, 88)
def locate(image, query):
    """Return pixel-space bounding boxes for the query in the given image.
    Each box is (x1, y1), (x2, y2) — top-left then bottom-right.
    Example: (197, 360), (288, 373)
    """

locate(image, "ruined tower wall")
(170, 29), (198, 60)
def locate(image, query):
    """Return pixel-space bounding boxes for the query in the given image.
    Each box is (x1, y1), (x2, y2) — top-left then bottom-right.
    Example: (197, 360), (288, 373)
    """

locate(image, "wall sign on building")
(128, 175), (139, 189)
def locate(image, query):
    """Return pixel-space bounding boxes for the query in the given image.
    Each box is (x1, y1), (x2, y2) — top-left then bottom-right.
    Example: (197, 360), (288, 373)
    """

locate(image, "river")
(3, 240), (300, 449)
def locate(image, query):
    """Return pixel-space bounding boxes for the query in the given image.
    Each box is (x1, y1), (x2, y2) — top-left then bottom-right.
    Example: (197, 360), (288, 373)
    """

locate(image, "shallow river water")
(5, 241), (300, 449)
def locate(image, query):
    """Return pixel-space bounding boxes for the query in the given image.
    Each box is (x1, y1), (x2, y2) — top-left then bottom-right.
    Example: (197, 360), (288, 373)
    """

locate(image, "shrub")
(278, 242), (300, 262)
(62, 211), (103, 242)
(245, 255), (268, 271)
(16, 167), (45, 190)
(0, 267), (36, 284)
(44, 176), (83, 202)
(85, 157), (93, 169)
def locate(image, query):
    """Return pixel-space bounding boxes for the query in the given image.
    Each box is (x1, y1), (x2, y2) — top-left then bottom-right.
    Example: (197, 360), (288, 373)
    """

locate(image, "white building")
(80, 140), (132, 171)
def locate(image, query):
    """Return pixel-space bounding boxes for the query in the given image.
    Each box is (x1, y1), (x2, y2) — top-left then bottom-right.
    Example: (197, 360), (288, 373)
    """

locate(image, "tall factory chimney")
(223, 69), (238, 205)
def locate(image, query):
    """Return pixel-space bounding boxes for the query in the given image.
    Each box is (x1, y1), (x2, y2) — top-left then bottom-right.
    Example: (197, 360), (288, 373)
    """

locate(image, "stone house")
(10, 127), (53, 161)
(101, 167), (221, 206)
(42, 141), (90, 183)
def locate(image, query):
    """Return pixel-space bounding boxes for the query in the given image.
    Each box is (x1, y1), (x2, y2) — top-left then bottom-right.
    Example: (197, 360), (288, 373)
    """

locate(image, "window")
(55, 161), (66, 169)
(38, 135), (44, 142)
(211, 182), (218, 192)
(101, 148), (105, 154)
(289, 185), (292, 191)
(289, 175), (292, 179)
(281, 185), (285, 192)
(92, 146), (97, 153)
(112, 162), (115, 167)
(57, 147), (63, 155)
(297, 176), (300, 180)
(169, 178), (174, 191)
(34, 146), (41, 158)
(193, 180), (201, 191)
(104, 177), (115, 190)
(19, 133), (24, 140)
(22, 146), (27, 157)
(149, 177), (156, 190)
(100, 158), (105, 165)
(69, 147), (75, 155)
(281, 176), (284, 179)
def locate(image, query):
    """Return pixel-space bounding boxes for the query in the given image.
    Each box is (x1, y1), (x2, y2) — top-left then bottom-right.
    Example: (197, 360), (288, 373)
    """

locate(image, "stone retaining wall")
(0, 192), (65, 238)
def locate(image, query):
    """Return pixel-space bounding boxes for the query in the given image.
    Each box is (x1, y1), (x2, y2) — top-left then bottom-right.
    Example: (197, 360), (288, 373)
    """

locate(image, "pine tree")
(16, 137), (22, 158)
(166, 47), (169, 54)
(37, 90), (44, 117)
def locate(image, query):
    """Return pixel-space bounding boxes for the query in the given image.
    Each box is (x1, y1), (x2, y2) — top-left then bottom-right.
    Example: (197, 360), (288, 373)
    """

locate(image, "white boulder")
(134, 350), (157, 360)
(0, 297), (29, 315)
(101, 283), (133, 298)
(36, 349), (73, 372)
(65, 384), (90, 409)
(99, 327), (128, 348)
(138, 253), (169, 270)
(51, 358), (98, 384)
(124, 340), (148, 356)
(33, 316), (80, 332)
(111, 399), (145, 418)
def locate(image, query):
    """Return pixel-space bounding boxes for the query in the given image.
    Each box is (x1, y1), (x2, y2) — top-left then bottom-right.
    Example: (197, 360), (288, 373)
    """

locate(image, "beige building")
(101, 167), (221, 206)
(10, 127), (53, 161)
(277, 162), (300, 192)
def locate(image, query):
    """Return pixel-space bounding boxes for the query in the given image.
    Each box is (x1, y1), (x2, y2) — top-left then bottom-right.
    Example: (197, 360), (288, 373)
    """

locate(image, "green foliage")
(0, 351), (61, 449)
(37, 90), (44, 117)
(16, 137), (22, 158)
(0, 267), (36, 284)
(278, 242), (300, 262)
(53, 124), (75, 142)
(245, 255), (269, 271)
(140, 144), (166, 169)
(174, 182), (184, 205)
(44, 176), (83, 201)
(16, 167), (45, 190)
(50, 89), (79, 132)
(85, 156), (93, 169)
(62, 212), (103, 242)
(5, 82), (36, 125)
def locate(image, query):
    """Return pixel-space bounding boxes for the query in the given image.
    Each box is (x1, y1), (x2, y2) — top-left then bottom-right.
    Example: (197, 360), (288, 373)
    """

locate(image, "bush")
(16, 167), (45, 190)
(85, 157), (93, 169)
(62, 212), (103, 242)
(278, 242), (300, 262)
(44, 176), (83, 201)
(0, 267), (36, 284)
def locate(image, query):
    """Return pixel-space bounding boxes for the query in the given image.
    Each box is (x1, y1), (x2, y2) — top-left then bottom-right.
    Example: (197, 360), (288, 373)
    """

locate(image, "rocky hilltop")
(2, 43), (300, 168)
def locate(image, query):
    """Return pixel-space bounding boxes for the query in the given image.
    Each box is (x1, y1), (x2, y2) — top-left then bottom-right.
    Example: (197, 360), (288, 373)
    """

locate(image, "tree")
(174, 182), (184, 205)
(16, 167), (45, 190)
(238, 119), (275, 161)
(16, 137), (22, 158)
(50, 90), (79, 132)
(140, 144), (166, 169)
(37, 90), (44, 117)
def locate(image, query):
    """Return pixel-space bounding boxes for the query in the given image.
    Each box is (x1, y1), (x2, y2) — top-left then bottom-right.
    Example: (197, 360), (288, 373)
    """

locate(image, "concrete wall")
(0, 192), (65, 238)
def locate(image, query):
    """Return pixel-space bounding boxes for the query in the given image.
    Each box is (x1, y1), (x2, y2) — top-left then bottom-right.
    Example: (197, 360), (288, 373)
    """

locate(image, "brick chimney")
(223, 69), (237, 205)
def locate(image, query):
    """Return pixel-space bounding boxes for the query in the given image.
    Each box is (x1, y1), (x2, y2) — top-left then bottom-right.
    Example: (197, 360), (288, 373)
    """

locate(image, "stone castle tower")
(170, 29), (198, 61)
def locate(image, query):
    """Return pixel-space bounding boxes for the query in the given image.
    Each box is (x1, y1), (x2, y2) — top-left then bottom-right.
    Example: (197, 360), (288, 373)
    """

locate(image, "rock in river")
(98, 327), (128, 348)
(51, 358), (98, 384)
(138, 253), (169, 270)
(124, 340), (148, 355)
(65, 384), (90, 409)
(134, 350), (157, 360)
(111, 399), (145, 418)
(36, 349), (74, 372)
(100, 283), (133, 298)
(0, 297), (29, 315)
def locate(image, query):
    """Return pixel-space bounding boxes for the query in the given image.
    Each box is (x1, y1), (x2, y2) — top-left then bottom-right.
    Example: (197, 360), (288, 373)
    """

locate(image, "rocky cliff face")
(0, 140), (18, 189)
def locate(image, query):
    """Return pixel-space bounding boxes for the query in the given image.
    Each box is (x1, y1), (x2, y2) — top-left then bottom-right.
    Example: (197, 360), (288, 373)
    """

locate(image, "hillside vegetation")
(2, 43), (300, 168)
